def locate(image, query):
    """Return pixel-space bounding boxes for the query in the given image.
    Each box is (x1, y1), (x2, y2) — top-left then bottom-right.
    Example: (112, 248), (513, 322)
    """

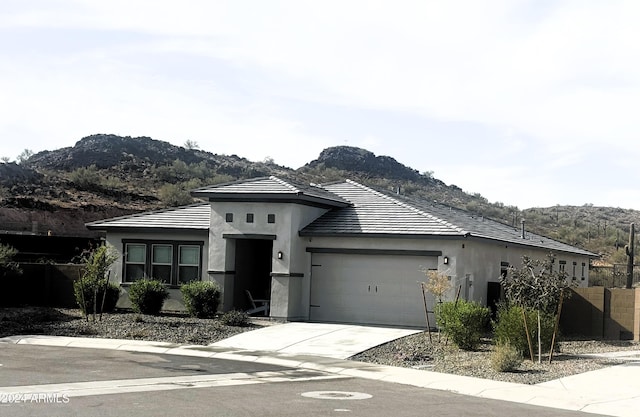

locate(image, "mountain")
(1, 134), (638, 262)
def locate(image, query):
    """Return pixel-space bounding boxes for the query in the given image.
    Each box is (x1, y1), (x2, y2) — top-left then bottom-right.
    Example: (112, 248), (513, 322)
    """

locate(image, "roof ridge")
(344, 179), (467, 234)
(269, 175), (300, 193)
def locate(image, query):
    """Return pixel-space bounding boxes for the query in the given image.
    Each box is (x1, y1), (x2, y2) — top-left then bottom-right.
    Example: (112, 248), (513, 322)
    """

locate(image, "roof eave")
(194, 193), (350, 208)
(464, 234), (598, 257)
(298, 231), (465, 239)
(85, 225), (209, 233)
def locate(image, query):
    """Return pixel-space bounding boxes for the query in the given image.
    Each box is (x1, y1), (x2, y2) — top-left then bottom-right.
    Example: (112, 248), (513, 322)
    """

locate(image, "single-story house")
(86, 176), (596, 327)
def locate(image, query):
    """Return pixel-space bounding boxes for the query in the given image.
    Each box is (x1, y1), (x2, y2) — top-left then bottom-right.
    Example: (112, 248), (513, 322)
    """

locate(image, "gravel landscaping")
(1, 307), (638, 385)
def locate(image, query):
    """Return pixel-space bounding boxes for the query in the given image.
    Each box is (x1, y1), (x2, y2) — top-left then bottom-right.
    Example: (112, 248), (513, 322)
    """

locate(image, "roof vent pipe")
(521, 219), (526, 239)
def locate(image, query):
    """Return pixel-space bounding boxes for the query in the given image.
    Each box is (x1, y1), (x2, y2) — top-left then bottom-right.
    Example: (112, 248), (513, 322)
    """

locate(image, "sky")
(1, 1), (639, 210)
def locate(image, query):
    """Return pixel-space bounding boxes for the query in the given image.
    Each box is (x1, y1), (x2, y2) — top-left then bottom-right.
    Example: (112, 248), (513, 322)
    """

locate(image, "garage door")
(309, 253), (438, 327)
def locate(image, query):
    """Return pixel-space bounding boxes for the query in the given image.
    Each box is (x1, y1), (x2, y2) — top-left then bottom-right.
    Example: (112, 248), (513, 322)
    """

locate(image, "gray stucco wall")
(207, 201), (328, 319)
(302, 235), (590, 314)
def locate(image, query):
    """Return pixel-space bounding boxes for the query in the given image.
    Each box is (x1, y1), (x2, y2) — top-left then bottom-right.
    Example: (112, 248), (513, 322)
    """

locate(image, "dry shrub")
(491, 341), (523, 372)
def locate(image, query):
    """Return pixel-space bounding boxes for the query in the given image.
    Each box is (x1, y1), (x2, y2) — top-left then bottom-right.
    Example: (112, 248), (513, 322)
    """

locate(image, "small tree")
(420, 268), (451, 340)
(74, 245), (119, 321)
(501, 254), (573, 363)
(183, 140), (200, 150)
(16, 149), (33, 164)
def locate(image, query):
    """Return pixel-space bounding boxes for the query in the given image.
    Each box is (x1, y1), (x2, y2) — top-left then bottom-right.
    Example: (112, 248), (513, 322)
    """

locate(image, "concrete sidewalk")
(1, 334), (639, 417)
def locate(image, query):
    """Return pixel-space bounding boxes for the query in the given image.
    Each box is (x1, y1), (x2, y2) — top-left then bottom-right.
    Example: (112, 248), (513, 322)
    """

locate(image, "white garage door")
(309, 253), (438, 327)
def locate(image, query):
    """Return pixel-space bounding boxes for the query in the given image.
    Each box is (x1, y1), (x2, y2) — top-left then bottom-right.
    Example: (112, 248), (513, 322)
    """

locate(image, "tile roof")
(86, 203), (210, 231)
(86, 177), (595, 257)
(301, 180), (596, 256)
(190, 176), (349, 207)
(301, 181), (464, 236)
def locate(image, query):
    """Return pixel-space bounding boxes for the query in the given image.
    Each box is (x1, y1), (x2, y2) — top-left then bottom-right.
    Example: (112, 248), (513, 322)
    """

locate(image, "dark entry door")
(233, 239), (273, 310)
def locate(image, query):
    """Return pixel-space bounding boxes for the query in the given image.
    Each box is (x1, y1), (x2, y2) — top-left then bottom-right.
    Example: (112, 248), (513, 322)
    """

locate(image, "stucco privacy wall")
(207, 201), (328, 317)
(104, 231), (209, 311)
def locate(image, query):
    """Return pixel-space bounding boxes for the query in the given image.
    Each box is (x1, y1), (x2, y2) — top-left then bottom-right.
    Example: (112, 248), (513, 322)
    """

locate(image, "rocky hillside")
(1, 134), (639, 262)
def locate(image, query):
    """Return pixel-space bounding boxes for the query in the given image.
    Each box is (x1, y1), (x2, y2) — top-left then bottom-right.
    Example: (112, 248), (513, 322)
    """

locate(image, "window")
(225, 213), (233, 222)
(500, 261), (509, 280)
(572, 261), (577, 280)
(267, 214), (276, 224)
(123, 240), (202, 285)
(179, 245), (200, 284)
(582, 262), (586, 280)
(559, 260), (566, 275)
(246, 213), (254, 223)
(152, 244), (173, 283)
(125, 243), (146, 282)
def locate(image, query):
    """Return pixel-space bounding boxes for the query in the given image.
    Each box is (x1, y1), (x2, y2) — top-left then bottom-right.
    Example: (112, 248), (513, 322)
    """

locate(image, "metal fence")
(589, 264), (640, 288)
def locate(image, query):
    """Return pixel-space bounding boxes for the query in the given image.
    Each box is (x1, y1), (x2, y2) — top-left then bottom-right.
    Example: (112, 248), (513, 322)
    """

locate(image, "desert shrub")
(490, 341), (523, 372)
(74, 278), (120, 314)
(0, 243), (20, 277)
(128, 279), (168, 315)
(493, 305), (556, 357)
(437, 300), (490, 350)
(180, 281), (220, 318)
(158, 183), (195, 207)
(70, 165), (103, 191)
(220, 310), (250, 326)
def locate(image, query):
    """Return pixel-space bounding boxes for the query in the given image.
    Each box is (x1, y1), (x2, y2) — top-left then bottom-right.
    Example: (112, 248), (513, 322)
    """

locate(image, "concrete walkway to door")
(209, 322), (422, 359)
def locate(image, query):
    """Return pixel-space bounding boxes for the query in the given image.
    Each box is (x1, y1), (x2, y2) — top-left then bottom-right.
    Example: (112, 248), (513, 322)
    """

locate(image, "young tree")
(183, 140), (199, 150)
(74, 245), (119, 321)
(420, 268), (451, 341)
(501, 254), (573, 363)
(16, 149), (34, 164)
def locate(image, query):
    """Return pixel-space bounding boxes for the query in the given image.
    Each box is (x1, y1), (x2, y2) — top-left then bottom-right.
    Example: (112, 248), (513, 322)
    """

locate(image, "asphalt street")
(0, 344), (596, 417)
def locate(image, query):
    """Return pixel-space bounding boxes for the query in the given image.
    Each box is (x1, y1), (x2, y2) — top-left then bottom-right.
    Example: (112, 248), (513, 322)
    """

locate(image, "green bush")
(70, 165), (103, 191)
(437, 300), (490, 350)
(180, 281), (220, 318)
(74, 278), (120, 314)
(0, 242), (20, 277)
(128, 279), (169, 315)
(490, 341), (523, 372)
(493, 305), (556, 357)
(220, 310), (250, 326)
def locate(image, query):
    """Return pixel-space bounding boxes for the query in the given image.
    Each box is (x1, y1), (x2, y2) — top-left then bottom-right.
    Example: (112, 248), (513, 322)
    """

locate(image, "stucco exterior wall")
(207, 201), (328, 318)
(301, 235), (591, 313)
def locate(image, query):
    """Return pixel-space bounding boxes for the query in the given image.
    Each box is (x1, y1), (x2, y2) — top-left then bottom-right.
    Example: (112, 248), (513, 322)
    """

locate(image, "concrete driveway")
(209, 322), (422, 359)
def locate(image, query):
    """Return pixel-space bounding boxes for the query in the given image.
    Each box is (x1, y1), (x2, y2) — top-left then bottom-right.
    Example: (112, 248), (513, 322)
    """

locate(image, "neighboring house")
(86, 176), (596, 327)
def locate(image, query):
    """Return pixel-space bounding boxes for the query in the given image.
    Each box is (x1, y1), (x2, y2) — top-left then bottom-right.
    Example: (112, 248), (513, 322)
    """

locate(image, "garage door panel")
(310, 253), (437, 327)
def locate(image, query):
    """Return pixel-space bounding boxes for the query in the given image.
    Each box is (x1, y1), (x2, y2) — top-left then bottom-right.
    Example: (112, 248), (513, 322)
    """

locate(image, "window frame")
(151, 243), (174, 284)
(122, 239), (203, 286)
(124, 243), (147, 283)
(177, 244), (201, 284)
